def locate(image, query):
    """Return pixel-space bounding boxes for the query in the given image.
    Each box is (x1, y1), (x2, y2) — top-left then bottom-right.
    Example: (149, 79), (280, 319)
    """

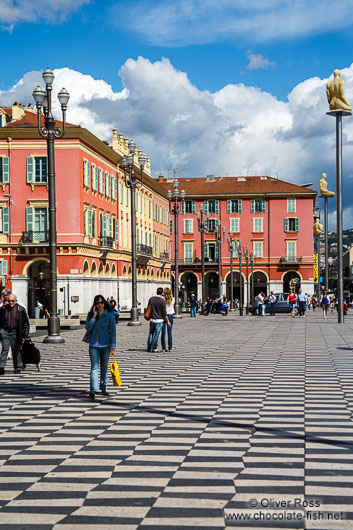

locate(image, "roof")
(5, 109), (78, 128)
(156, 176), (317, 199)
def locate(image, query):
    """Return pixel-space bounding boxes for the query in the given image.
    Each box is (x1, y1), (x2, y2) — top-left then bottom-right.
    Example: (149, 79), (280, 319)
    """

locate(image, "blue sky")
(2, 0), (353, 227)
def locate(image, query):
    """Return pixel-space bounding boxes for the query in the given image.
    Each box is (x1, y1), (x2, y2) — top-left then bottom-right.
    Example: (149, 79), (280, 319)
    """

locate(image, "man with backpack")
(0, 294), (29, 374)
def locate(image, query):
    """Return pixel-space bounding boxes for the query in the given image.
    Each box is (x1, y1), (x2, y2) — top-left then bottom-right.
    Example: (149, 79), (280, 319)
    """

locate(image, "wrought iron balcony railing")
(160, 252), (170, 261)
(22, 231), (49, 244)
(280, 256), (302, 264)
(137, 244), (153, 256)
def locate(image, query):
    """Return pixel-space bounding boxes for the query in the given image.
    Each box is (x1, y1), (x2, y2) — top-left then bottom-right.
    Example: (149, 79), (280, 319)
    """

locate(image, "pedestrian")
(110, 297), (117, 310)
(161, 287), (174, 352)
(189, 293), (197, 317)
(147, 287), (169, 353)
(261, 292), (267, 315)
(312, 295), (317, 311)
(320, 290), (330, 319)
(287, 288), (297, 318)
(257, 292), (264, 315)
(0, 294), (30, 375)
(85, 295), (116, 400)
(269, 291), (277, 316)
(297, 288), (307, 317)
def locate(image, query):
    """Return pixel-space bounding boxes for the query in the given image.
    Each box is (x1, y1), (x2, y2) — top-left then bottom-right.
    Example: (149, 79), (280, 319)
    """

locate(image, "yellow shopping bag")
(110, 361), (122, 387)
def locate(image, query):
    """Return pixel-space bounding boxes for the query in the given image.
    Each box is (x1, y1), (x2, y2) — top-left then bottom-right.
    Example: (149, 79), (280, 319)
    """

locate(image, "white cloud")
(246, 51), (275, 70)
(2, 58), (353, 226)
(112, 0), (353, 47)
(0, 0), (90, 26)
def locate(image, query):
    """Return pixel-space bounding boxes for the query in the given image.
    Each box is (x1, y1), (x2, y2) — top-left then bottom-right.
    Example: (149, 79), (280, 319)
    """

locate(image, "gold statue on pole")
(319, 172), (335, 197)
(313, 218), (324, 235)
(326, 69), (352, 112)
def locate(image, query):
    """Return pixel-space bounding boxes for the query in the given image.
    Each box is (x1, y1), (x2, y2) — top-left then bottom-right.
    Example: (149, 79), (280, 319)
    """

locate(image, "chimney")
(12, 102), (26, 121)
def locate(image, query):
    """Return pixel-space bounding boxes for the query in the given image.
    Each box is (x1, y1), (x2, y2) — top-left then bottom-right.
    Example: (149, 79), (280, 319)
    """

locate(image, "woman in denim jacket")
(85, 295), (116, 400)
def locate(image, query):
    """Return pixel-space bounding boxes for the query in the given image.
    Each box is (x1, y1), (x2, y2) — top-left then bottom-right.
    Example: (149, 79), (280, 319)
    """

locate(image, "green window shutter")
(170, 219), (173, 234)
(2, 157), (9, 183)
(250, 200), (255, 213)
(262, 200), (266, 213)
(87, 161), (90, 187)
(26, 206), (34, 231)
(95, 166), (98, 191)
(284, 218), (289, 232)
(103, 215), (107, 236)
(192, 201), (196, 214)
(204, 200), (208, 212)
(113, 177), (117, 200)
(295, 218), (299, 231)
(215, 244), (219, 259)
(92, 211), (96, 237)
(115, 219), (119, 242)
(26, 156), (34, 184)
(215, 200), (219, 214)
(88, 210), (92, 236)
(102, 171), (105, 194)
(0, 260), (8, 276)
(204, 243), (209, 258)
(227, 200), (231, 213)
(46, 207), (49, 231)
(2, 207), (9, 234)
(109, 217), (113, 237)
(238, 200), (242, 214)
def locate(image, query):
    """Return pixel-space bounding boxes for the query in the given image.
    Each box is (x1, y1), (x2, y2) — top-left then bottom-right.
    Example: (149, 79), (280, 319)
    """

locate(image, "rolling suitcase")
(21, 339), (41, 371)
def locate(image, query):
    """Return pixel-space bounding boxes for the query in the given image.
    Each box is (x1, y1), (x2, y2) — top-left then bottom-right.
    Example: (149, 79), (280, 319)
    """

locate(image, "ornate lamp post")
(243, 245), (250, 314)
(167, 180), (185, 318)
(196, 204), (209, 313)
(215, 221), (226, 294)
(237, 239), (243, 315)
(32, 69), (70, 344)
(227, 233), (237, 311)
(121, 141), (147, 326)
(250, 250), (255, 303)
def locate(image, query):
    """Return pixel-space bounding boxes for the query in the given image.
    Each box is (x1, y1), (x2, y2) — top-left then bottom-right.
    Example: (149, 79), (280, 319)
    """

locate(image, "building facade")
(0, 103), (170, 315)
(158, 175), (317, 304)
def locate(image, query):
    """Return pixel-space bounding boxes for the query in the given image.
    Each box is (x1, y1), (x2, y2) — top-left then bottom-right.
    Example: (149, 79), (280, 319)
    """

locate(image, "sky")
(1, 0), (353, 228)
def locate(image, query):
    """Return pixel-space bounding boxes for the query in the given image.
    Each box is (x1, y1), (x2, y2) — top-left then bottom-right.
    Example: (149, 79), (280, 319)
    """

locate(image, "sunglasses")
(96, 301), (104, 305)
(8, 300), (16, 303)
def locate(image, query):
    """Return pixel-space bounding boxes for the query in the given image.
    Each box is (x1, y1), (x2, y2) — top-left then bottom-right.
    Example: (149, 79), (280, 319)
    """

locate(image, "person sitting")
(319, 173), (335, 197)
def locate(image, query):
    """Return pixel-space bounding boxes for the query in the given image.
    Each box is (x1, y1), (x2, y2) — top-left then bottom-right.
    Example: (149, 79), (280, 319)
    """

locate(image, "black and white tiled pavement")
(1, 312), (353, 529)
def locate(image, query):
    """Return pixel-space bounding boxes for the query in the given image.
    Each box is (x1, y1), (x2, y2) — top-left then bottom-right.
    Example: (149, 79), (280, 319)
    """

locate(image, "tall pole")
(324, 196), (329, 292)
(250, 251), (254, 303)
(197, 205), (209, 314)
(336, 114), (344, 322)
(227, 233), (236, 311)
(33, 70), (70, 344)
(216, 221), (225, 294)
(238, 240), (243, 315)
(243, 245), (249, 314)
(167, 180), (185, 319)
(122, 143), (147, 326)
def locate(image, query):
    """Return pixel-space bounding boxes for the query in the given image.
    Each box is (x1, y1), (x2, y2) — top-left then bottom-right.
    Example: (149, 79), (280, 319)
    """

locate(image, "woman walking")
(287, 288), (297, 319)
(320, 290), (330, 319)
(85, 295), (116, 400)
(161, 287), (174, 352)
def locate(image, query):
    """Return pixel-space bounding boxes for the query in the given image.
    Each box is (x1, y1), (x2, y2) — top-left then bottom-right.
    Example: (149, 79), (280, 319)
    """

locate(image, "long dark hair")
(88, 294), (113, 319)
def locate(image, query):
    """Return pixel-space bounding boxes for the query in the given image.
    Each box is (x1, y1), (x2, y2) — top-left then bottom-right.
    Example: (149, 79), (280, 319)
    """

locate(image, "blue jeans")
(0, 329), (21, 370)
(89, 346), (111, 392)
(190, 306), (197, 317)
(147, 322), (163, 351)
(161, 315), (173, 351)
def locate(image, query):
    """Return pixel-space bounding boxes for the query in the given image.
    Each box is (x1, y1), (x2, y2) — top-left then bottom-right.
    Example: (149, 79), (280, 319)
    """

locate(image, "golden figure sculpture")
(326, 69), (352, 112)
(319, 173), (335, 197)
(313, 218), (324, 235)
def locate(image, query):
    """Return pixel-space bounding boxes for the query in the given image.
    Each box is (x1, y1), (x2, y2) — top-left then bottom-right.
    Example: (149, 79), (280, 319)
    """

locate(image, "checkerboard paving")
(0, 312), (353, 529)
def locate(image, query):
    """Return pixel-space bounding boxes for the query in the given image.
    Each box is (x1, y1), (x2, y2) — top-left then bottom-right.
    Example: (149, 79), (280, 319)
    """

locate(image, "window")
(0, 260), (8, 276)
(112, 177), (117, 200)
(184, 219), (193, 233)
(230, 218), (240, 233)
(284, 217), (299, 232)
(253, 241), (263, 257)
(120, 183), (124, 204)
(184, 200), (196, 214)
(251, 199), (266, 213)
(287, 198), (296, 213)
(204, 242), (218, 261)
(92, 164), (97, 191)
(0, 157), (9, 184)
(0, 207), (9, 234)
(207, 218), (218, 232)
(92, 210), (96, 237)
(105, 173), (111, 198)
(83, 159), (90, 187)
(26, 206), (48, 241)
(114, 219), (119, 242)
(287, 240), (296, 261)
(184, 243), (193, 263)
(27, 156), (47, 184)
(227, 199), (242, 213)
(204, 200), (219, 213)
(253, 218), (263, 232)
(170, 219), (173, 234)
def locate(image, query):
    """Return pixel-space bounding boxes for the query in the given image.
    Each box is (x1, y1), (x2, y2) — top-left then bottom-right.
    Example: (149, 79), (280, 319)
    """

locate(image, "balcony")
(280, 256), (302, 265)
(137, 244), (153, 264)
(100, 236), (114, 249)
(22, 231), (49, 244)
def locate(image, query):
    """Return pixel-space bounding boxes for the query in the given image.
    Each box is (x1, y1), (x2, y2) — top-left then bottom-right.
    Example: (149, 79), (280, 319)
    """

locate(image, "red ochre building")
(158, 175), (317, 304)
(0, 103), (170, 316)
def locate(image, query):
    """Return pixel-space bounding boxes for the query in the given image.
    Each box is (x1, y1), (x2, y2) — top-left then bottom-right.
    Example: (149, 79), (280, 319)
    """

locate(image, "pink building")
(158, 175), (316, 304)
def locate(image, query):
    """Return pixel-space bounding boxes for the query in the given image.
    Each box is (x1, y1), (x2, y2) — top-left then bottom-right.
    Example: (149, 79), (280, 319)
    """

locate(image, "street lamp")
(215, 220), (226, 294)
(121, 141), (147, 326)
(196, 204), (209, 313)
(250, 250), (255, 303)
(227, 233), (237, 311)
(33, 68), (70, 344)
(313, 203), (321, 299)
(243, 245), (250, 314)
(237, 239), (243, 315)
(167, 179), (185, 318)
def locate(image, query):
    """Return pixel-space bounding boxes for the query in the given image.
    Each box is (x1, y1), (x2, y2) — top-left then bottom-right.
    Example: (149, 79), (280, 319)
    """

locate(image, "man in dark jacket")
(0, 294), (29, 374)
(147, 287), (169, 353)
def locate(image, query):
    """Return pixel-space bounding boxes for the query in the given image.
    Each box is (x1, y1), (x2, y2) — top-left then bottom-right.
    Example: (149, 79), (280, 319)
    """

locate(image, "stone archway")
(27, 260), (50, 318)
(283, 271), (301, 293)
(250, 271), (268, 297)
(180, 272), (198, 306)
(206, 271), (219, 300)
(226, 272), (244, 303)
